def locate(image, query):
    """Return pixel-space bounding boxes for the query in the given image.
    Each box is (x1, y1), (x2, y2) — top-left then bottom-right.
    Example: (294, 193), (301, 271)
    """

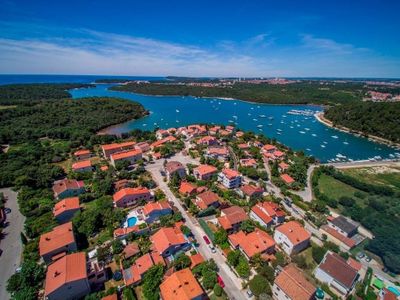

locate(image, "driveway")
(146, 155), (248, 300)
(0, 188), (24, 300)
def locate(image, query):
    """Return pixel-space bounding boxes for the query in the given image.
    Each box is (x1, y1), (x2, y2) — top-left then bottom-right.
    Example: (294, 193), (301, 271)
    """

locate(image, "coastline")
(315, 112), (400, 148)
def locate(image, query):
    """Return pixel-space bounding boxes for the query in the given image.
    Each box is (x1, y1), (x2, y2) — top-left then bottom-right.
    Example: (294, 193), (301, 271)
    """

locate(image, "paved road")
(0, 188), (24, 300)
(146, 156), (249, 300)
(323, 160), (400, 169)
(292, 164), (317, 203)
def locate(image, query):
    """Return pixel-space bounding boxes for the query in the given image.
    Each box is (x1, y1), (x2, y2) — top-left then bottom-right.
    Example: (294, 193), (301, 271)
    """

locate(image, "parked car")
(209, 244), (216, 253)
(365, 256), (372, 262)
(4, 208), (11, 214)
(357, 252), (365, 259)
(217, 275), (225, 288)
(203, 235), (210, 245)
(246, 290), (253, 298)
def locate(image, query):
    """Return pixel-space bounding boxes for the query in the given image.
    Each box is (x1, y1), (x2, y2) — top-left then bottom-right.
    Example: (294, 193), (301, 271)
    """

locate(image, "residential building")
(240, 158), (257, 168)
(320, 225), (356, 251)
(262, 144), (277, 154)
(239, 185), (264, 200)
(217, 206), (248, 232)
(135, 141), (150, 152)
(39, 222), (77, 264)
(44, 252), (90, 300)
(194, 190), (220, 210)
(165, 161), (186, 180)
(73, 149), (91, 161)
(314, 252), (359, 295)
(113, 187), (154, 208)
(122, 242), (140, 259)
(280, 173), (295, 185)
(160, 268), (205, 300)
(327, 215), (359, 238)
(72, 160), (93, 173)
(179, 181), (197, 196)
(273, 264), (316, 300)
(53, 197), (80, 224)
(250, 202), (285, 228)
(53, 179), (85, 200)
(274, 221), (311, 255)
(150, 136), (176, 149)
(193, 164), (218, 180)
(197, 135), (217, 146)
(228, 229), (275, 260)
(143, 201), (173, 223)
(190, 253), (204, 269)
(110, 149), (142, 167)
(156, 129), (170, 140)
(206, 146), (229, 161)
(150, 227), (190, 257)
(101, 141), (136, 158)
(122, 252), (165, 286)
(278, 162), (289, 172)
(218, 168), (242, 189)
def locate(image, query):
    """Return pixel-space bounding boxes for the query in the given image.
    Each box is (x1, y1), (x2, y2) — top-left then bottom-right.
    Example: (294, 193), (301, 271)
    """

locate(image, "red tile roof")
(101, 141), (136, 151)
(53, 179), (84, 196)
(122, 252), (165, 286)
(160, 268), (204, 300)
(53, 197), (80, 217)
(195, 190), (220, 209)
(263, 144), (276, 152)
(151, 136), (177, 148)
(143, 201), (171, 216)
(208, 147), (229, 155)
(229, 229), (275, 258)
(179, 181), (197, 195)
(45, 252), (87, 296)
(150, 227), (186, 255)
(72, 160), (92, 171)
(318, 252), (358, 289)
(194, 164), (217, 176)
(221, 168), (240, 179)
(123, 242), (140, 259)
(279, 162), (289, 170)
(39, 222), (75, 257)
(74, 149), (90, 156)
(281, 173), (295, 184)
(110, 149), (142, 161)
(241, 185), (264, 196)
(101, 294), (118, 300)
(321, 225), (356, 248)
(190, 253), (204, 269)
(165, 161), (185, 174)
(275, 221), (310, 246)
(113, 187), (151, 203)
(274, 264), (316, 300)
(218, 206), (248, 230)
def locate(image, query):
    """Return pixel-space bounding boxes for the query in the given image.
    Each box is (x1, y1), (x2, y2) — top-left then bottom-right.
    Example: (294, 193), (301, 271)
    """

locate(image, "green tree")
(174, 254), (191, 270)
(214, 229), (228, 245)
(236, 257), (250, 278)
(249, 274), (271, 297)
(227, 250), (241, 266)
(214, 283), (223, 297)
(239, 220), (255, 233)
(142, 264), (164, 300)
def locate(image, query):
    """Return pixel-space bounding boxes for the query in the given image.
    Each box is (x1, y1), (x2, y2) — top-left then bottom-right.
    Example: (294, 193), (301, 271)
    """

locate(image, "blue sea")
(1, 75), (399, 162)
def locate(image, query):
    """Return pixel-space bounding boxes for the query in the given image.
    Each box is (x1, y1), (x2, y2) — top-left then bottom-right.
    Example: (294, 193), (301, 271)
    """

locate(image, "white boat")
(320, 144), (326, 148)
(305, 128), (310, 131)
(259, 115), (266, 118)
(257, 125), (263, 128)
(299, 131), (306, 134)
(290, 126), (294, 129)
(336, 154), (346, 159)
(142, 124), (147, 126)
(253, 118), (258, 121)
(343, 141), (349, 145)
(331, 135), (339, 139)
(233, 115), (238, 119)
(176, 109), (180, 113)
(312, 134), (317, 137)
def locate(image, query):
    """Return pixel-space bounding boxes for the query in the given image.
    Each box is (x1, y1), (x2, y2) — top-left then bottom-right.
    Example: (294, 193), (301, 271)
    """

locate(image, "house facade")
(274, 221), (310, 255)
(113, 187), (154, 208)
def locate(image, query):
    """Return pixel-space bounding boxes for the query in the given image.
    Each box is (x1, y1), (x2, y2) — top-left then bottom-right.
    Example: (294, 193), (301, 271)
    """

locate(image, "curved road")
(0, 188), (24, 300)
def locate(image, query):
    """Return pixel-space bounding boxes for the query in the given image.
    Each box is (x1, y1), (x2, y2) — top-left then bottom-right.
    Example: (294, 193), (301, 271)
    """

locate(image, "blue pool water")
(127, 217), (138, 227)
(69, 84), (399, 162)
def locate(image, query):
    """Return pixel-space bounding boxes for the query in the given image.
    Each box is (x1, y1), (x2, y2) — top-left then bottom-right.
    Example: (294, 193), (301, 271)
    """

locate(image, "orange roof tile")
(110, 149), (142, 161)
(195, 191), (220, 209)
(218, 206), (248, 230)
(113, 226), (139, 238)
(123, 253), (157, 286)
(194, 164), (217, 176)
(276, 221), (310, 245)
(229, 229), (275, 258)
(273, 150), (285, 157)
(53, 179), (84, 196)
(45, 252), (87, 296)
(39, 222), (75, 257)
(53, 197), (80, 217)
(190, 253), (204, 269)
(160, 268), (204, 300)
(101, 141), (136, 151)
(274, 264), (316, 300)
(150, 227), (187, 255)
(143, 201), (171, 216)
(151, 136), (177, 148)
(179, 181), (197, 195)
(251, 205), (273, 225)
(72, 160), (92, 170)
(74, 149), (90, 156)
(241, 185), (264, 196)
(113, 187), (151, 203)
(281, 173), (295, 184)
(102, 294), (118, 300)
(221, 168), (240, 179)
(208, 147), (229, 155)
(279, 162), (289, 169)
(321, 225), (356, 248)
(263, 144), (276, 151)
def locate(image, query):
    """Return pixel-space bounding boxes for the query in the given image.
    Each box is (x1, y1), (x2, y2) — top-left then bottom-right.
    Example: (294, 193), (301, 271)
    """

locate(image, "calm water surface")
(70, 84), (399, 162)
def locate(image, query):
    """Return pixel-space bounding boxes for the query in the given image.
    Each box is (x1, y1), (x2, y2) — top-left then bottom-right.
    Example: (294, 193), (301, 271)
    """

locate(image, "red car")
(203, 235), (210, 245)
(217, 275), (225, 288)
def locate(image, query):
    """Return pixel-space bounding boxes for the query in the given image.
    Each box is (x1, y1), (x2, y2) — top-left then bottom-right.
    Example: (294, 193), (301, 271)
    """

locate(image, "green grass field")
(343, 167), (400, 192)
(318, 173), (361, 199)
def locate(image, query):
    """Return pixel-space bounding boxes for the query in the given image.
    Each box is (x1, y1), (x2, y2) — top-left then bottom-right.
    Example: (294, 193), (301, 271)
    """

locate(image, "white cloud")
(0, 24), (399, 77)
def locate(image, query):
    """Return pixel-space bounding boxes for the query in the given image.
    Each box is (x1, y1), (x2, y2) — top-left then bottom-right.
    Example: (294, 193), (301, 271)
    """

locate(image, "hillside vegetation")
(112, 81), (365, 105)
(324, 102), (400, 143)
(0, 84), (147, 144)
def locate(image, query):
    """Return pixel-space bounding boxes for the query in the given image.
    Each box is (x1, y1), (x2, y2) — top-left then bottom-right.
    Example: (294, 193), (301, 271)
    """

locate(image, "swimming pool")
(127, 217), (138, 227)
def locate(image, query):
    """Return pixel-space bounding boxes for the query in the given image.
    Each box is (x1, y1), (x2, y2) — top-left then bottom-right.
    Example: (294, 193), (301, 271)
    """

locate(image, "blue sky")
(0, 0), (399, 77)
